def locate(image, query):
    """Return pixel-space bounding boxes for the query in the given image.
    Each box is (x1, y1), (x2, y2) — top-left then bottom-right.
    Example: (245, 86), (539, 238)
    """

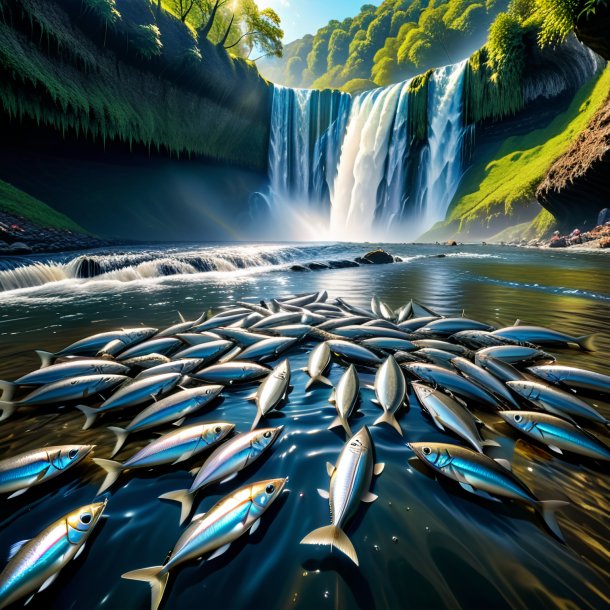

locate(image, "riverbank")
(0, 210), (117, 255)
(497, 221), (610, 250)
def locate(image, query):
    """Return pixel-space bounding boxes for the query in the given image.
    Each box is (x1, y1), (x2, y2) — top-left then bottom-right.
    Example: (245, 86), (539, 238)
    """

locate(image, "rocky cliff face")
(536, 92), (610, 229)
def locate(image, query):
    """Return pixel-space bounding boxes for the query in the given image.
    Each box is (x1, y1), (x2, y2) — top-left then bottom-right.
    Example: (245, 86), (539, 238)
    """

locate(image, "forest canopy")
(260, 0), (607, 90)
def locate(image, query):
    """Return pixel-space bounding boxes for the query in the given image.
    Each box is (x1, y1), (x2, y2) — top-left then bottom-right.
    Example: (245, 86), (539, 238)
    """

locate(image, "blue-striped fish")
(409, 442), (568, 540)
(107, 385), (224, 457)
(92, 422), (234, 494)
(0, 445), (94, 498)
(160, 426), (283, 524)
(0, 500), (106, 609)
(123, 479), (287, 610)
(301, 426), (384, 565)
(499, 411), (610, 460)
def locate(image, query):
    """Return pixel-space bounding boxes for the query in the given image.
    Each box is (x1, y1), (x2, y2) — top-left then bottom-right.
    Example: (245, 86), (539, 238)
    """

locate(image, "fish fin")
(172, 448), (195, 464)
(76, 404), (99, 430)
(480, 439), (501, 448)
(172, 417), (186, 427)
(158, 489), (193, 526)
(430, 415), (446, 432)
(300, 525), (358, 566)
(92, 458), (123, 495)
(178, 312), (186, 323)
(576, 334), (597, 352)
(371, 399), (380, 406)
(246, 392), (258, 401)
(373, 462), (385, 475)
(459, 483), (501, 502)
(38, 572), (59, 593)
(189, 467), (199, 477)
(547, 445), (563, 455)
(249, 520), (260, 536)
(0, 400), (16, 422)
(459, 482), (475, 494)
(328, 388), (336, 404)
(374, 411), (403, 436)
(0, 381), (17, 402)
(107, 426), (129, 458)
(35, 350), (55, 368)
(25, 594), (35, 606)
(327, 415), (343, 430)
(535, 500), (569, 542)
(362, 491), (378, 503)
(493, 458), (512, 471)
(207, 543), (231, 561)
(305, 377), (315, 391)
(7, 539), (30, 561)
(191, 512), (206, 522)
(326, 462), (335, 477)
(317, 488), (330, 500)
(364, 384), (375, 392)
(220, 472), (238, 484)
(514, 319), (523, 326)
(8, 488), (28, 499)
(122, 565), (169, 610)
(318, 376), (332, 387)
(74, 543), (86, 560)
(250, 411), (263, 431)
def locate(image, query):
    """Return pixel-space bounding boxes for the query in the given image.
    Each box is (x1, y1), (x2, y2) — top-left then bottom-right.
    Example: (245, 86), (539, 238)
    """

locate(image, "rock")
(361, 249), (394, 264)
(290, 264), (309, 272)
(354, 257), (372, 265)
(394, 256), (403, 262)
(328, 260), (359, 268)
(600, 237), (610, 249)
(549, 237), (567, 248)
(9, 241), (32, 254)
(598, 208), (610, 226)
(307, 262), (329, 271)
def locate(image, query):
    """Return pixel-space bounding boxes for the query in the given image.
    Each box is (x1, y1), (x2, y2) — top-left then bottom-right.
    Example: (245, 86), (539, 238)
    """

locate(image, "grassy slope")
(424, 66), (610, 241)
(0, 179), (86, 232)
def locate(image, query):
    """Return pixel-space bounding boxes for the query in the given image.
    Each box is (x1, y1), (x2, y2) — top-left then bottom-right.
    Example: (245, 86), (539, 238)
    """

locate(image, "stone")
(9, 241), (32, 253)
(328, 260), (359, 268)
(361, 249), (394, 264)
(598, 208), (609, 226)
(290, 264), (309, 272)
(307, 262), (329, 271)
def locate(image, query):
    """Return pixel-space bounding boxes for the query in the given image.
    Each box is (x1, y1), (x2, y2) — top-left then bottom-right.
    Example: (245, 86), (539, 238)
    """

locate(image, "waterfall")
(264, 61), (469, 241)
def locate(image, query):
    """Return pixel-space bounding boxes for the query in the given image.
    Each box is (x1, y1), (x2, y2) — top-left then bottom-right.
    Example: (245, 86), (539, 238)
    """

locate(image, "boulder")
(361, 249), (394, 264)
(9, 241), (32, 254)
(290, 264), (310, 272)
(328, 260), (359, 268)
(446, 240), (458, 246)
(307, 262), (329, 271)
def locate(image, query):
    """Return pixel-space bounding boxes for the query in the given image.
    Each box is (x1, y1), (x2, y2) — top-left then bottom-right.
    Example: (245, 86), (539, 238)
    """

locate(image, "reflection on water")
(0, 244), (609, 610)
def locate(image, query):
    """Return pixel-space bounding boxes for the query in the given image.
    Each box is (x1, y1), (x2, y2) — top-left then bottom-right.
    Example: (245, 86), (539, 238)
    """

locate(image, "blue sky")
(258, 0), (381, 43)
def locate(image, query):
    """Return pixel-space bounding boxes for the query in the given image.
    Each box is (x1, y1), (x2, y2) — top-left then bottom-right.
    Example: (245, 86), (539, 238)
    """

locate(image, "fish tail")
(535, 500), (569, 542)
(76, 404), (99, 430)
(122, 565), (169, 610)
(300, 524), (359, 566)
(576, 334), (597, 352)
(374, 411), (403, 436)
(0, 380), (17, 402)
(327, 415), (353, 438)
(158, 489), (194, 526)
(107, 426), (130, 458)
(306, 375), (333, 391)
(0, 400), (16, 422)
(93, 458), (123, 495)
(35, 350), (55, 368)
(250, 410), (263, 431)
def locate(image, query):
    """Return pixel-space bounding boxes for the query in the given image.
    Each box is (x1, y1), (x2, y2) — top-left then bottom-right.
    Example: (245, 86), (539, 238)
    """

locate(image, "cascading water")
(264, 61), (470, 241)
(413, 61), (469, 233)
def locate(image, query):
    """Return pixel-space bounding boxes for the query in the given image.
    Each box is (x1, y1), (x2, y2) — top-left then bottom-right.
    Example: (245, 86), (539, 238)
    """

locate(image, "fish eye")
(422, 447), (431, 455)
(68, 449), (78, 459)
(80, 513), (92, 524)
(214, 426), (222, 434)
(263, 431), (272, 438)
(265, 484), (275, 494)
(514, 414), (522, 423)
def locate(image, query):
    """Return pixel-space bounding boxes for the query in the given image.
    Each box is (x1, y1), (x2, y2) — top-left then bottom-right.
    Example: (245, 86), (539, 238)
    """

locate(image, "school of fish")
(0, 289), (609, 610)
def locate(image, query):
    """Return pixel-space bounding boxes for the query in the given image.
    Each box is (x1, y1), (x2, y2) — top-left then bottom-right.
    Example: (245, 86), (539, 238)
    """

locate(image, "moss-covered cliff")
(0, 0), (271, 169)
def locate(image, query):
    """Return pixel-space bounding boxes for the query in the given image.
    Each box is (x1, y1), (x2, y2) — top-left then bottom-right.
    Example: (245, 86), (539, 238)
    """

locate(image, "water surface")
(0, 243), (609, 610)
